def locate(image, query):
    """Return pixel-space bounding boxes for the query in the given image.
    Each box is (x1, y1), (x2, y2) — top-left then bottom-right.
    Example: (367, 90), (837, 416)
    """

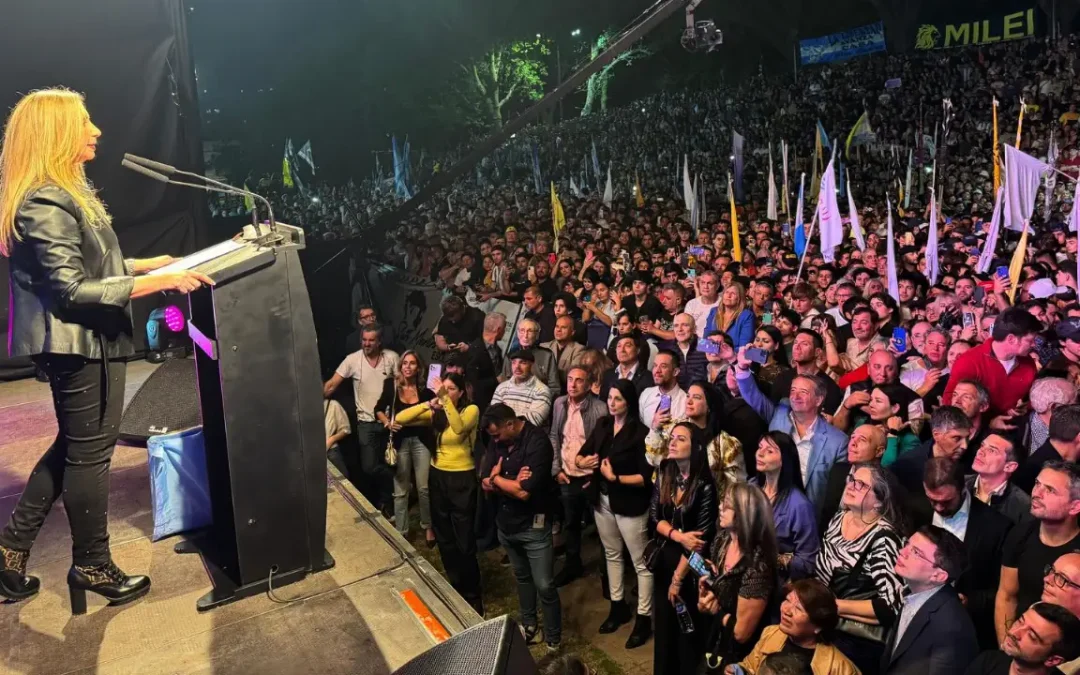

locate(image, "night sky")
(186, 0), (876, 180)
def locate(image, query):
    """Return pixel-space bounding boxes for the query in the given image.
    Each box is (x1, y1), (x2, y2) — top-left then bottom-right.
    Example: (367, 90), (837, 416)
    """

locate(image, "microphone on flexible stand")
(122, 153), (276, 236)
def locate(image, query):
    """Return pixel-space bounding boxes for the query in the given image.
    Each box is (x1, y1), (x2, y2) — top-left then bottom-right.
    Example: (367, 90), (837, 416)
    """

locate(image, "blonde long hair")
(0, 88), (110, 256)
(717, 281), (748, 331)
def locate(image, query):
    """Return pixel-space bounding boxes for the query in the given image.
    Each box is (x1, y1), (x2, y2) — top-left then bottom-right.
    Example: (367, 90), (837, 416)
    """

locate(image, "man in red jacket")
(941, 308), (1042, 417)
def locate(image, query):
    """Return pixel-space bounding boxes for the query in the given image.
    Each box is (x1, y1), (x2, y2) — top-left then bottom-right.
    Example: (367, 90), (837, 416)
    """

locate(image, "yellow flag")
(1008, 220), (1029, 303)
(729, 174), (741, 263)
(992, 98), (1001, 194)
(635, 172), (645, 208)
(551, 182), (565, 255)
(242, 183), (255, 213)
(282, 157), (294, 188)
(810, 133), (821, 198)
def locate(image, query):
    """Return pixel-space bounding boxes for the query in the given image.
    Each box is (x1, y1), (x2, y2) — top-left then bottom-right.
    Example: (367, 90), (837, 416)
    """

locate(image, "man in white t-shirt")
(324, 325), (400, 519)
(684, 270), (721, 339)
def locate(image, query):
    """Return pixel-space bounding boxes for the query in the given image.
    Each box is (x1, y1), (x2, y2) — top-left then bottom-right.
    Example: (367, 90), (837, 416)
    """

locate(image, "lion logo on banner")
(915, 24), (939, 50)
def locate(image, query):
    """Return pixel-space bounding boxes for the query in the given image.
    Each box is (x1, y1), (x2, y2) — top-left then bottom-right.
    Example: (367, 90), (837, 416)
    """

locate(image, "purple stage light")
(164, 305), (186, 332)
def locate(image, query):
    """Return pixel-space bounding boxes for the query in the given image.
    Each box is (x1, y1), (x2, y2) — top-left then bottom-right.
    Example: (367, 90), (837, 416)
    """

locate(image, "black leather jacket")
(648, 464), (718, 552)
(7, 186), (135, 359)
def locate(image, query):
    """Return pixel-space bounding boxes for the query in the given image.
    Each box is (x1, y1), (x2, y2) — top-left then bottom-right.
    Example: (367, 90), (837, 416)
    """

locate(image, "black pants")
(429, 466), (481, 606)
(558, 477), (591, 568)
(0, 354), (125, 567)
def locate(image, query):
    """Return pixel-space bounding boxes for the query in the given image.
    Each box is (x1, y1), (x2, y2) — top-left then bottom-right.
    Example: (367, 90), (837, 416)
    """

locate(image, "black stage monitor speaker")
(119, 358), (201, 443)
(390, 615), (537, 675)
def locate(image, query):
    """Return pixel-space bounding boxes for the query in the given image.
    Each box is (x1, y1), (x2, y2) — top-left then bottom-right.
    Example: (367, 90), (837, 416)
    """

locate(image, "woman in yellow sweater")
(395, 373), (483, 614)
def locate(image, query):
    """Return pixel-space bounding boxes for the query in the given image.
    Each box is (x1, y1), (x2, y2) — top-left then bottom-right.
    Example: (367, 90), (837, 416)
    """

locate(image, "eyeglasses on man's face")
(1044, 564), (1080, 591)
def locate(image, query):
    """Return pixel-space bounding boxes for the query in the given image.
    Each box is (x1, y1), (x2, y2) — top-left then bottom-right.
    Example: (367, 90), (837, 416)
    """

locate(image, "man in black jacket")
(453, 311), (506, 414)
(599, 335), (654, 402)
(881, 525), (979, 674)
(918, 457), (1013, 650)
(891, 405), (971, 494)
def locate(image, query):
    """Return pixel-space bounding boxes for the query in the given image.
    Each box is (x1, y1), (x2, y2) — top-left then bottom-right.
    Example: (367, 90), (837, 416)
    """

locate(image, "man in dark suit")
(917, 457), (1013, 649)
(459, 311), (505, 413)
(598, 334), (654, 402)
(881, 525), (979, 675)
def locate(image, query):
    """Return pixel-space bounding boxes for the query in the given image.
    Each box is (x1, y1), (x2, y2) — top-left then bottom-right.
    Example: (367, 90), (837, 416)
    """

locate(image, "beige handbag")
(384, 395), (398, 466)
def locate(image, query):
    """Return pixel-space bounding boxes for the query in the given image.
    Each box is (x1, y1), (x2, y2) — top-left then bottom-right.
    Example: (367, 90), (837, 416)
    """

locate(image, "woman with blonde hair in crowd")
(714, 282), (756, 350)
(376, 349), (436, 544)
(0, 88), (211, 609)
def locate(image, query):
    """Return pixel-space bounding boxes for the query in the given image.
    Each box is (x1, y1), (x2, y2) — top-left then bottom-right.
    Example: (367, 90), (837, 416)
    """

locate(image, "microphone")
(121, 154), (277, 235)
(122, 158), (169, 183)
(124, 153), (176, 176)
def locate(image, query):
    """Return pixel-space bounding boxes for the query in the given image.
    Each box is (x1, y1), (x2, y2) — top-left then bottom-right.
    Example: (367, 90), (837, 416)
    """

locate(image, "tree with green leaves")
(441, 37), (550, 131)
(579, 31), (653, 117)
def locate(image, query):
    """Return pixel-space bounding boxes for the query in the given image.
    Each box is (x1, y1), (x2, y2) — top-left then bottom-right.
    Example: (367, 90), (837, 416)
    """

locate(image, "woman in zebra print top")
(814, 463), (906, 675)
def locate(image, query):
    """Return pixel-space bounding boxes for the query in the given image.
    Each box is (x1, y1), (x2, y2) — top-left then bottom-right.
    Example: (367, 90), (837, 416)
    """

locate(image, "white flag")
(976, 188), (1006, 274)
(816, 148), (843, 263)
(781, 140), (790, 215)
(1003, 144), (1052, 231)
(903, 148), (913, 209)
(683, 154), (695, 213)
(847, 178), (865, 251)
(603, 164), (613, 209)
(767, 146), (778, 221)
(886, 195), (900, 302)
(298, 140), (315, 172)
(570, 176), (583, 198)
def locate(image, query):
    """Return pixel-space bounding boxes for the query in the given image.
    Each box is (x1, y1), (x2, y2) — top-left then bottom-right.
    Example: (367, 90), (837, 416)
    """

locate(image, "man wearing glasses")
(344, 305), (399, 355)
(996, 462), (1080, 645)
(880, 525), (978, 674)
(1042, 552), (1080, 675)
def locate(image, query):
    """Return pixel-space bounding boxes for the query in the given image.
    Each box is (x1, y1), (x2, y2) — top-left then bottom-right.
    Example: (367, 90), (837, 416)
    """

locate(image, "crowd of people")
(309, 33), (1080, 675)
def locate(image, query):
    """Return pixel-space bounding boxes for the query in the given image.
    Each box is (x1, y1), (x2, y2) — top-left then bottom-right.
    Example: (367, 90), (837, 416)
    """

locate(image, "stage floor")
(0, 362), (479, 675)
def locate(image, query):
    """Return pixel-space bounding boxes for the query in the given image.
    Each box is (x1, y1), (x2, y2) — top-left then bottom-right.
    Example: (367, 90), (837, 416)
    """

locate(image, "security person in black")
(480, 403), (562, 649)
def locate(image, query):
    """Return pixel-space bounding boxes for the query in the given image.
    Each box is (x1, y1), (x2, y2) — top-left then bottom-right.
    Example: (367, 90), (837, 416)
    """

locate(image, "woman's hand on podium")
(161, 270), (215, 294)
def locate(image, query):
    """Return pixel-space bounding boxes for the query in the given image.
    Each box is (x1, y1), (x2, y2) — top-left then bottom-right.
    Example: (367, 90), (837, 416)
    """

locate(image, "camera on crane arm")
(682, 0), (723, 53)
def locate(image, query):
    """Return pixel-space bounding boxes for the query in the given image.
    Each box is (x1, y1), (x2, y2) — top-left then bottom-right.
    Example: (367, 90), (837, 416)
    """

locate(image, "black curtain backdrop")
(0, 0), (207, 377)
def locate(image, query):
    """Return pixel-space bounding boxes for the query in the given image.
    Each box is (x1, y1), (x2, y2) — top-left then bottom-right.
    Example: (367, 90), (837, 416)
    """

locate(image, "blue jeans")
(392, 436), (431, 535)
(499, 523), (561, 643)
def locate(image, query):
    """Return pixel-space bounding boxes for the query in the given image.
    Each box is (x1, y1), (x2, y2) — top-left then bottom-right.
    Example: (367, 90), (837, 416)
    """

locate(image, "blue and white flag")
(392, 136), (411, 199)
(886, 195), (900, 302)
(794, 173), (807, 257)
(817, 148), (843, 263)
(683, 154), (695, 213)
(976, 188), (1005, 274)
(732, 131), (745, 202)
(799, 22), (886, 65)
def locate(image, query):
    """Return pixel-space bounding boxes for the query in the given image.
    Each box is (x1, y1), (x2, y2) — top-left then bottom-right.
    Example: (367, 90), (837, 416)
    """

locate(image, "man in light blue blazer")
(733, 346), (848, 510)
